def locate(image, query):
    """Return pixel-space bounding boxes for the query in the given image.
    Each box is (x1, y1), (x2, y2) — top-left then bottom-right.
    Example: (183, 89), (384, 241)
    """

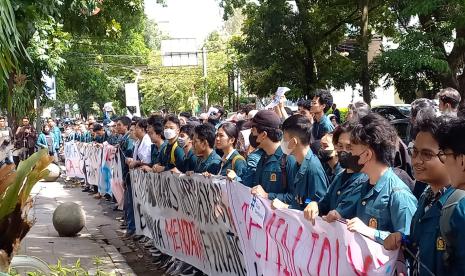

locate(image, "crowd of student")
(60, 87), (465, 276)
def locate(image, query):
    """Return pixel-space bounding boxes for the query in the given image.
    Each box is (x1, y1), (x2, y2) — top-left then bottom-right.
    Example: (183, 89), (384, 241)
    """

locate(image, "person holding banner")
(79, 123), (92, 143)
(191, 124), (222, 174)
(384, 116), (454, 276)
(215, 122), (247, 180)
(141, 120), (166, 172)
(126, 119), (152, 169)
(116, 116), (135, 237)
(178, 124), (197, 173)
(92, 124), (108, 144)
(304, 122), (369, 224)
(271, 114), (328, 210)
(246, 110), (297, 204)
(153, 115), (185, 173)
(338, 113), (417, 246)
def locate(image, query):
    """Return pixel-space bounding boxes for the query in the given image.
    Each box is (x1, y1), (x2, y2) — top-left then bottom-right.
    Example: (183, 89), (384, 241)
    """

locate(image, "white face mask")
(177, 137), (187, 148)
(164, 128), (177, 140)
(281, 139), (293, 155)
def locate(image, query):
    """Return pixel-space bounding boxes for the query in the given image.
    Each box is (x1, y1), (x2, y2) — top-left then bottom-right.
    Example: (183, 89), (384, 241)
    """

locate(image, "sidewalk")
(19, 179), (135, 275)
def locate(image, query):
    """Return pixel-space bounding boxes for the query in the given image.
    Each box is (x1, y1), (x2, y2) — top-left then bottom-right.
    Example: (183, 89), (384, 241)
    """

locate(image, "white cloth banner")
(131, 170), (246, 276)
(227, 181), (398, 276)
(64, 142), (125, 207)
(76, 143), (102, 186)
(64, 141), (85, 178)
(131, 171), (398, 276)
(102, 144), (124, 208)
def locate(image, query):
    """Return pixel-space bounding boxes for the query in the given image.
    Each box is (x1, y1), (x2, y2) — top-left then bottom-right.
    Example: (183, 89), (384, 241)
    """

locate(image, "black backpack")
(439, 189), (465, 266)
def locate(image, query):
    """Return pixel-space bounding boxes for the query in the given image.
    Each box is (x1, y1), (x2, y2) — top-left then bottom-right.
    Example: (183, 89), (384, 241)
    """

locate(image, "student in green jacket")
(215, 122), (247, 180)
(153, 115), (185, 173)
(191, 124), (222, 174)
(271, 114), (328, 210)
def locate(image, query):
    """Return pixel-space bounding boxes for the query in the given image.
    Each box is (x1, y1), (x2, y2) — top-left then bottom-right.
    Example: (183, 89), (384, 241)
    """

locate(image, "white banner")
(64, 141), (85, 178)
(227, 181), (398, 276)
(131, 171), (399, 276)
(77, 143), (103, 186)
(65, 142), (125, 208)
(131, 170), (246, 276)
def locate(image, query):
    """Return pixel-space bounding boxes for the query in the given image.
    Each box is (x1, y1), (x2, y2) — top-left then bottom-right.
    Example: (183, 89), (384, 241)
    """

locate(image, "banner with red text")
(227, 181), (398, 276)
(131, 170), (246, 276)
(64, 141), (85, 178)
(76, 142), (102, 186)
(65, 142), (125, 207)
(131, 170), (398, 276)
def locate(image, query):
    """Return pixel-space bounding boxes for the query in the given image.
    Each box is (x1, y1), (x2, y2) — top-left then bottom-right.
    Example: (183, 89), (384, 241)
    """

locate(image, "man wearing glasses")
(384, 116), (454, 275)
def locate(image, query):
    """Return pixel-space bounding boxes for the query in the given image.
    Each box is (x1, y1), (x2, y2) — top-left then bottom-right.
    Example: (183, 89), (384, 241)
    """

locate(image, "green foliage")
(144, 19), (164, 51)
(0, 0), (22, 81)
(0, 149), (51, 221)
(9, 257), (115, 276)
(140, 31), (233, 114)
(58, 0), (151, 117)
(372, 0), (465, 102)
(224, 0), (393, 99)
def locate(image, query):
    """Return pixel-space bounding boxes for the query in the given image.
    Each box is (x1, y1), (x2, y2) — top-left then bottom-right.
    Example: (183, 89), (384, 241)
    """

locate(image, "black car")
(372, 104), (411, 121)
(372, 105), (412, 144)
(390, 118), (411, 144)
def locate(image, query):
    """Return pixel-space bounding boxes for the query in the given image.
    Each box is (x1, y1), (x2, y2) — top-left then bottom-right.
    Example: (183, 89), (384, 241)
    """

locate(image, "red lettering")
(279, 224), (292, 276)
(273, 218), (286, 273)
(317, 238), (331, 276)
(242, 202), (263, 258)
(290, 226), (303, 276)
(336, 239), (340, 276)
(306, 232), (320, 274)
(265, 213), (277, 261)
(347, 244), (373, 276)
(164, 218), (205, 259)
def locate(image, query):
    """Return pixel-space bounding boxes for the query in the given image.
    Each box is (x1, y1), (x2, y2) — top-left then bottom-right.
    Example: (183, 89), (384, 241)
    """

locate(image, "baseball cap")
(250, 110), (281, 129)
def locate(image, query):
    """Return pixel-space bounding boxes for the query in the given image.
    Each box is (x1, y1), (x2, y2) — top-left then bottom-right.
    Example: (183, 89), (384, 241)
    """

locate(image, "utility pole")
(202, 47), (208, 111)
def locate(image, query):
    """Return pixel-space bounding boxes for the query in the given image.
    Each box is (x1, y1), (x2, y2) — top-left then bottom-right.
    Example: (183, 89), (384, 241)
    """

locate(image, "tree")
(0, 0), (71, 127)
(221, 0), (399, 103)
(140, 31), (233, 114)
(0, 0), (21, 82)
(225, 0), (356, 98)
(373, 0), (465, 103)
(58, 0), (151, 117)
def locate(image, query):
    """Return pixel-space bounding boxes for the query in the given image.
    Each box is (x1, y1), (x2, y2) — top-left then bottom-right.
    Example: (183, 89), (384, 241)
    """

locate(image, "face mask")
(318, 148), (333, 163)
(249, 133), (260, 148)
(164, 128), (177, 140)
(177, 137), (187, 148)
(236, 114), (245, 121)
(281, 139), (294, 155)
(338, 151), (364, 172)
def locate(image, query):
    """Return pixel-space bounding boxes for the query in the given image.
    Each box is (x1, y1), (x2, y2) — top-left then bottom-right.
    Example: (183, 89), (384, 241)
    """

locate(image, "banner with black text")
(131, 170), (399, 276)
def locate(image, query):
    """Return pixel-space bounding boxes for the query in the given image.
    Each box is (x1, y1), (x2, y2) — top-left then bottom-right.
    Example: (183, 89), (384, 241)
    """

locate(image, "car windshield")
(396, 106), (411, 117)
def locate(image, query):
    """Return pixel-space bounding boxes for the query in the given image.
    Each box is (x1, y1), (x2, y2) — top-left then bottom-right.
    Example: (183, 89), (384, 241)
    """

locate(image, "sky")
(144, 0), (224, 46)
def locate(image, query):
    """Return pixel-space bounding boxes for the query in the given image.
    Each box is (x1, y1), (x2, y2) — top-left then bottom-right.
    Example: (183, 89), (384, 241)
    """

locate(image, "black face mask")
(249, 133), (260, 148)
(317, 148), (334, 163)
(338, 151), (364, 172)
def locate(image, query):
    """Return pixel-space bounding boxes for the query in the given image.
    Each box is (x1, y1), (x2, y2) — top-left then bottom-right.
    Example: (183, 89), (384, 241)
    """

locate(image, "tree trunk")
(360, 0), (371, 105)
(294, 0), (318, 95)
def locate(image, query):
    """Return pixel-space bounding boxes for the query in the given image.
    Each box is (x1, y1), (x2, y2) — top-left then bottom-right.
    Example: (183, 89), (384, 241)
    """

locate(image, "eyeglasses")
(437, 150), (456, 164)
(408, 147), (441, 162)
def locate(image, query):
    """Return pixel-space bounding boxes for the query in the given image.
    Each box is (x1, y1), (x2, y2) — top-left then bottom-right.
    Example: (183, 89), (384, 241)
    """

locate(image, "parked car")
(372, 104), (411, 121)
(390, 118), (411, 144)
